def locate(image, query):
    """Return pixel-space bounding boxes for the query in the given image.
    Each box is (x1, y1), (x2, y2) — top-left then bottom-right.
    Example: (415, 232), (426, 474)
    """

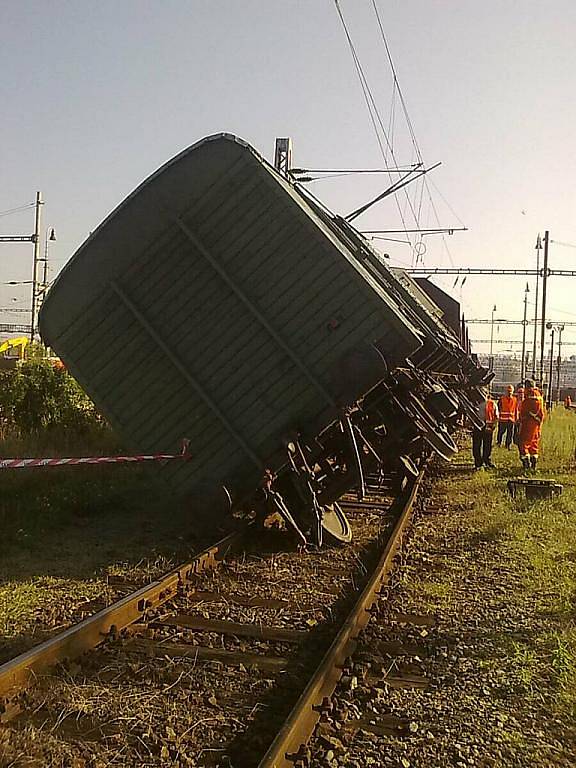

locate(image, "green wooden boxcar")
(40, 134), (425, 522)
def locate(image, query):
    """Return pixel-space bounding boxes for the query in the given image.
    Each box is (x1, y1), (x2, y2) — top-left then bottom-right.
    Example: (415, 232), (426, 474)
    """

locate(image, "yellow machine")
(0, 336), (29, 360)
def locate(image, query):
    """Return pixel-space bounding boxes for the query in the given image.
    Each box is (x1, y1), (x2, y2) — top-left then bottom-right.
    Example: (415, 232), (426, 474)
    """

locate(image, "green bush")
(0, 360), (101, 438)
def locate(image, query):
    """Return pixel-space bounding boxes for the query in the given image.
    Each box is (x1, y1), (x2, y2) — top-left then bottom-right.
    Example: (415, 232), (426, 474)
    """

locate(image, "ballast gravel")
(307, 461), (576, 768)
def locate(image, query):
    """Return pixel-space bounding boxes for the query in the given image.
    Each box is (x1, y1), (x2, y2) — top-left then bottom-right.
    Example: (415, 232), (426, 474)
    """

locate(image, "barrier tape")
(0, 438), (192, 470)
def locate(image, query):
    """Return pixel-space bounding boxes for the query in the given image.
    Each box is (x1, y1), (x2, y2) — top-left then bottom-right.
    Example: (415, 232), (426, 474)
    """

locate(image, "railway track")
(0, 468), (424, 767)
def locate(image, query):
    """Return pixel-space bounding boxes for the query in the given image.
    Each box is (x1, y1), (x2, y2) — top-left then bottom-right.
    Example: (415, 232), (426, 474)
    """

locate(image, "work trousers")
(472, 427), (494, 468)
(497, 420), (515, 448)
(518, 422), (541, 458)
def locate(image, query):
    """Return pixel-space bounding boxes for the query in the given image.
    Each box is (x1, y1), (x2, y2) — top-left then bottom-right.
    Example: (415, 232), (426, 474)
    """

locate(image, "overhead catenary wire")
(293, 171), (416, 182)
(370, 0), (427, 238)
(332, 0), (420, 249)
(0, 202), (35, 219)
(470, 338), (576, 346)
(346, 163), (441, 222)
(290, 166), (421, 175)
(369, 0), (462, 267)
(370, 236), (413, 244)
(363, 227), (467, 234)
(428, 179), (467, 230)
(333, 1), (463, 269)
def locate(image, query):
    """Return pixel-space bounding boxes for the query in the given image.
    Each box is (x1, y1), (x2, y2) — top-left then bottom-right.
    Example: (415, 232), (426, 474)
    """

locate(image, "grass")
(404, 407), (576, 724)
(0, 426), (198, 660)
(0, 427), (164, 549)
(507, 639), (539, 693)
(455, 407), (576, 716)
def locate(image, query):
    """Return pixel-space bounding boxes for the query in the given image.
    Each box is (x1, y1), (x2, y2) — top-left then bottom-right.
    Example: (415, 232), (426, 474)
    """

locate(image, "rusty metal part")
(257, 470), (424, 768)
(0, 529), (244, 722)
(507, 477), (563, 500)
(341, 413), (366, 501)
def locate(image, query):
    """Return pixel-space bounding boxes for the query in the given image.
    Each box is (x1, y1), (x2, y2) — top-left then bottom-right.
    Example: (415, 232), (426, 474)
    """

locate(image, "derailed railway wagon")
(39, 134), (489, 545)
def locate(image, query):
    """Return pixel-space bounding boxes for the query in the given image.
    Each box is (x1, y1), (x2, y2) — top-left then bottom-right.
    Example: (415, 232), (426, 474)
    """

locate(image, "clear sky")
(2, 1), (576, 356)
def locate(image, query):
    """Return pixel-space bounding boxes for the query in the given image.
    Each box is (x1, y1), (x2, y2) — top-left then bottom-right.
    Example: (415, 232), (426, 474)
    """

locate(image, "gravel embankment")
(308, 455), (576, 768)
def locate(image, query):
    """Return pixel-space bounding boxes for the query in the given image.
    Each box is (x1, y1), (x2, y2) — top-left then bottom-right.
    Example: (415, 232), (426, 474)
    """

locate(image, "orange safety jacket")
(498, 394), (517, 422)
(485, 399), (498, 426)
(565, 396), (572, 409)
(533, 388), (546, 418)
(515, 387), (525, 416)
(518, 391), (545, 456)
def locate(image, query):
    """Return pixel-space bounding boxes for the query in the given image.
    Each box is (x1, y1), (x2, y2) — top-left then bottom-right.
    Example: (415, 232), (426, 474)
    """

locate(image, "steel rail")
(258, 468), (424, 768)
(0, 528), (244, 722)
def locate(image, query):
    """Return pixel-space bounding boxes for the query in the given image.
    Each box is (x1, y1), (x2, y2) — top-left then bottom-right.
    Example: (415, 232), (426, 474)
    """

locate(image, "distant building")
(477, 352), (576, 398)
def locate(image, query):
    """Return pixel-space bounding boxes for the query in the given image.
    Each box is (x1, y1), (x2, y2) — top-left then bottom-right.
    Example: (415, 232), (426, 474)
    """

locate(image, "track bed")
(1, 480), (411, 767)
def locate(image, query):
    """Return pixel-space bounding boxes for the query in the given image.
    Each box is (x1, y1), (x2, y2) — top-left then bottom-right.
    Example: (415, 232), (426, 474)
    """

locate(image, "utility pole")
(531, 234), (542, 377)
(489, 304), (497, 368)
(29, 191), (43, 343)
(520, 283), (529, 382)
(38, 227), (56, 314)
(556, 324), (565, 403)
(0, 194), (43, 345)
(538, 230), (550, 385)
(546, 324), (555, 410)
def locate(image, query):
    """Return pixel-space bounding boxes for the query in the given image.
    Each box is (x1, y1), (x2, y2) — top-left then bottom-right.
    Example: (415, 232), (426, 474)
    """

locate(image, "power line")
(346, 163), (441, 222)
(467, 318), (576, 326)
(290, 166), (420, 175)
(551, 239), (576, 249)
(0, 202), (35, 219)
(428, 178), (467, 229)
(370, 236), (414, 244)
(333, 0), (420, 248)
(369, 0), (461, 266)
(363, 227), (467, 235)
(471, 338), (576, 347)
(408, 267), (576, 276)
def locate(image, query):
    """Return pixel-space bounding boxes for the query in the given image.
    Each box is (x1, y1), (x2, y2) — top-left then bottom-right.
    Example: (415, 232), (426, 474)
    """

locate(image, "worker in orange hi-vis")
(564, 395), (572, 410)
(472, 389), (499, 470)
(496, 385), (517, 449)
(518, 379), (545, 471)
(528, 380), (547, 420)
(513, 383), (525, 444)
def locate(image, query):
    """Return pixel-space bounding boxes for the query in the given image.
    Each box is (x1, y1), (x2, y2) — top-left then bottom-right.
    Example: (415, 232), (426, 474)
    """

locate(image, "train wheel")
(321, 503), (353, 543)
(398, 453), (419, 477)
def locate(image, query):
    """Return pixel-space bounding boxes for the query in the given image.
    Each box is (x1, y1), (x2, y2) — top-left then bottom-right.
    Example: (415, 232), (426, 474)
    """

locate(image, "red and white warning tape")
(0, 439), (192, 470)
